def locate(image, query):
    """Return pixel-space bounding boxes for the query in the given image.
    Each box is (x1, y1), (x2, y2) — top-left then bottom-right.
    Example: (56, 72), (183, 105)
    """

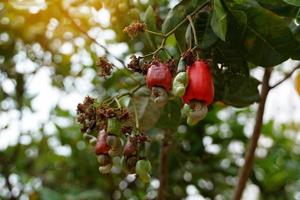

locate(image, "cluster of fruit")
(77, 97), (152, 182)
(77, 49), (214, 181)
(141, 50), (214, 125)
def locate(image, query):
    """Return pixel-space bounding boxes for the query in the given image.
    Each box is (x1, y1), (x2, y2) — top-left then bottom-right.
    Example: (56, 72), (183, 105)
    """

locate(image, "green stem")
(145, 29), (165, 37)
(141, 0), (210, 59)
(103, 84), (145, 104)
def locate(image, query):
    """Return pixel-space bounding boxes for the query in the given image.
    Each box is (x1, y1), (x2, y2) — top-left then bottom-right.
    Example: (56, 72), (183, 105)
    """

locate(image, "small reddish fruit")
(95, 130), (110, 155)
(146, 61), (172, 91)
(183, 60), (214, 105)
(124, 139), (137, 157)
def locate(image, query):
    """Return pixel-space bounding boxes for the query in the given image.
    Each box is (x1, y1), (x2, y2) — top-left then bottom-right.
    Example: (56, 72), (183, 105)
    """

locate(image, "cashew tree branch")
(157, 129), (171, 200)
(233, 68), (272, 200)
(270, 63), (300, 89)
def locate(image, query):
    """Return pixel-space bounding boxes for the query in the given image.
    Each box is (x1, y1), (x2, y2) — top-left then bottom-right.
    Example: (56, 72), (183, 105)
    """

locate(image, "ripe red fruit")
(183, 60), (214, 105)
(146, 61), (172, 91)
(123, 139), (137, 157)
(95, 130), (110, 155)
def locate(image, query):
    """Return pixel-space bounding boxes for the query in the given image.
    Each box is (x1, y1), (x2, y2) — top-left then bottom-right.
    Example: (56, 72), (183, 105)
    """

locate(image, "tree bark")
(157, 129), (171, 200)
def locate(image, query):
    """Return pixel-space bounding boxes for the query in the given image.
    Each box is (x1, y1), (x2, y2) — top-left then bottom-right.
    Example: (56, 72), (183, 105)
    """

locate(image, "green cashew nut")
(172, 72), (188, 97)
(186, 101), (208, 126)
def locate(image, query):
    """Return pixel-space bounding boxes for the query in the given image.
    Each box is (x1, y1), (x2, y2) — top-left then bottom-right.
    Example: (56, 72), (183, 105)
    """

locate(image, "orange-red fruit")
(183, 60), (214, 105)
(146, 61), (172, 91)
(95, 130), (110, 155)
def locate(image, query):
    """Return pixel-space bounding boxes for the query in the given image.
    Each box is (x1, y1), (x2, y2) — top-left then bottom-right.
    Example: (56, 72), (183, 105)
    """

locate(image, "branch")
(58, 5), (126, 66)
(233, 68), (272, 200)
(157, 129), (171, 200)
(270, 63), (300, 89)
(141, 0), (210, 59)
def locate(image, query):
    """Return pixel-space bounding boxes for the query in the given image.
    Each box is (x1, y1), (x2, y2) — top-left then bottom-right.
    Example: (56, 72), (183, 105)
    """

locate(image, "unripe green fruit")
(135, 159), (151, 183)
(182, 103), (192, 117)
(187, 102), (208, 126)
(172, 72), (188, 97)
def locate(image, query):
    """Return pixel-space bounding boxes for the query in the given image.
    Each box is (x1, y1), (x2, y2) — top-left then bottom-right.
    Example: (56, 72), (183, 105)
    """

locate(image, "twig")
(270, 63), (300, 89)
(140, 0), (210, 59)
(58, 5), (126, 66)
(233, 68), (272, 200)
(157, 129), (171, 200)
(187, 15), (198, 46)
(103, 84), (145, 104)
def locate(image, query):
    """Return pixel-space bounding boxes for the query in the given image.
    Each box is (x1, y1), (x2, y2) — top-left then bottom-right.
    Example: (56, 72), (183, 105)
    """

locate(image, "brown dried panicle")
(182, 49), (196, 66)
(127, 55), (149, 74)
(123, 22), (146, 39)
(76, 96), (96, 133)
(97, 57), (113, 77)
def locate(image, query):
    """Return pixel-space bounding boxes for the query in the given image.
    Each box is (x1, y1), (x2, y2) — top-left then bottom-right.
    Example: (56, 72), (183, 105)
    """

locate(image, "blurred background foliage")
(0, 0), (300, 200)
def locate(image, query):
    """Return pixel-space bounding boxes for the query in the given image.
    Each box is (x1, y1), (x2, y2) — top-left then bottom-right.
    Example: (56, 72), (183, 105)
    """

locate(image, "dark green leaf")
(162, 0), (208, 33)
(215, 71), (260, 107)
(211, 0), (228, 41)
(155, 99), (182, 130)
(144, 6), (157, 31)
(231, 2), (300, 66)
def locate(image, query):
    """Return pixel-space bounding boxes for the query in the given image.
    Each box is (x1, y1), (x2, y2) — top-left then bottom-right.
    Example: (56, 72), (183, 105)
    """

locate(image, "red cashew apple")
(95, 130), (110, 155)
(146, 61), (172, 91)
(183, 60), (214, 105)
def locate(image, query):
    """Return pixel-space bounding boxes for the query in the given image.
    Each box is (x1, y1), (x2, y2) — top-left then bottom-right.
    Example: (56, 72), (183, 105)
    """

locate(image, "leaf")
(155, 99), (182, 130)
(283, 0), (300, 6)
(128, 87), (162, 131)
(211, 0), (228, 41)
(144, 6), (157, 31)
(297, 8), (300, 24)
(215, 71), (260, 107)
(195, 12), (218, 49)
(162, 0), (208, 33)
(230, 1), (300, 66)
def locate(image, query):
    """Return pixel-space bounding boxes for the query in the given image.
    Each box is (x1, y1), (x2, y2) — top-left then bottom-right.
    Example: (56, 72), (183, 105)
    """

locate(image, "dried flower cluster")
(76, 96), (131, 135)
(127, 55), (149, 74)
(97, 57), (113, 77)
(123, 22), (146, 39)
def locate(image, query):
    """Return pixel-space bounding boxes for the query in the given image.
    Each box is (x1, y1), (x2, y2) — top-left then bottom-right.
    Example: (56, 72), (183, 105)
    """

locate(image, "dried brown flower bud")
(123, 22), (146, 39)
(97, 57), (113, 77)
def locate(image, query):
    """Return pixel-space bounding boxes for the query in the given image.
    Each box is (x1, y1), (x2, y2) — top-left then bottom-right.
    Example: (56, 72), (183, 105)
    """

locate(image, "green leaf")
(128, 87), (162, 131)
(162, 0), (208, 33)
(144, 6), (157, 31)
(283, 0), (300, 6)
(231, 2), (300, 66)
(211, 0), (228, 41)
(297, 8), (300, 23)
(155, 99), (182, 130)
(195, 12), (218, 49)
(215, 71), (260, 107)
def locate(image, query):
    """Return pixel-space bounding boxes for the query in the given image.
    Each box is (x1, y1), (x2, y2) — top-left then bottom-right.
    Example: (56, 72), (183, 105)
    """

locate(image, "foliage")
(0, 0), (300, 199)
